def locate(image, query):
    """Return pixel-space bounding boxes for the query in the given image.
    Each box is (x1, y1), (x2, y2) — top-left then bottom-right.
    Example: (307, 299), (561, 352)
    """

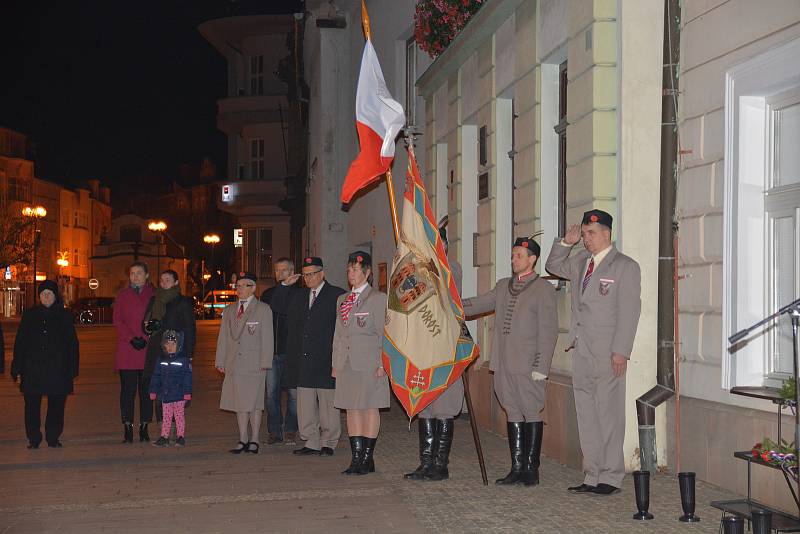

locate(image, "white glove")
(532, 371), (547, 381)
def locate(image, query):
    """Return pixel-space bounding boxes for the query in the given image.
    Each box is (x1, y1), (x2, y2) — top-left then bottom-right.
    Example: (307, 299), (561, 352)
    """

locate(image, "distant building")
(0, 126), (113, 315)
(199, 13), (297, 286)
(91, 214), (188, 298)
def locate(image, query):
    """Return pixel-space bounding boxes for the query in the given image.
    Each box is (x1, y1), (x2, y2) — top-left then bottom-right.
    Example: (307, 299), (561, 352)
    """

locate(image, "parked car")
(72, 297), (115, 324)
(200, 290), (237, 318)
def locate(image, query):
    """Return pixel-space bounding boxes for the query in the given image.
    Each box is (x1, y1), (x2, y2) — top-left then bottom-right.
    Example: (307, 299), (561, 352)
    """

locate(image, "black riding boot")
(404, 418), (435, 480)
(139, 423), (150, 442)
(521, 422), (543, 486)
(495, 422), (524, 485)
(122, 423), (134, 443)
(353, 437), (377, 475)
(342, 436), (365, 475)
(427, 418), (454, 481)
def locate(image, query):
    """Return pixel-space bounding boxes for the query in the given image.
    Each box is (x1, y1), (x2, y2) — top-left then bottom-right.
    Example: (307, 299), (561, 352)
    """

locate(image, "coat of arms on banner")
(388, 252), (438, 314)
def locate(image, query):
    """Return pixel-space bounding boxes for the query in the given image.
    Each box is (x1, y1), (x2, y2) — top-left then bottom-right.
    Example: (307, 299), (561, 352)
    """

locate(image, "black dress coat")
(143, 295), (196, 378)
(11, 305), (79, 395)
(261, 282), (301, 355)
(284, 282), (346, 389)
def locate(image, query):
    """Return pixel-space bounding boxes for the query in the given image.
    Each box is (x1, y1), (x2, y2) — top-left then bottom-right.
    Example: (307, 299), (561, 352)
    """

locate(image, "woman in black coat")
(11, 280), (79, 448)
(142, 270), (196, 421)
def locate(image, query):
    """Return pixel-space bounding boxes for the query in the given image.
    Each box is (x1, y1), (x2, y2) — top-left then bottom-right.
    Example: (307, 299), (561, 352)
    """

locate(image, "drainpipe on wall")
(635, 0), (680, 475)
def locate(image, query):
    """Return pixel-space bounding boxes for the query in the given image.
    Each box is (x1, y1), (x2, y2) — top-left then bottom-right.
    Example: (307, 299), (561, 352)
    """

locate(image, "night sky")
(0, 1), (300, 198)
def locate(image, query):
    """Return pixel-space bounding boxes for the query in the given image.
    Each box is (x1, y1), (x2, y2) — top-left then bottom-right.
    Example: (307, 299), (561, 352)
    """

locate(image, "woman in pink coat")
(113, 261), (155, 443)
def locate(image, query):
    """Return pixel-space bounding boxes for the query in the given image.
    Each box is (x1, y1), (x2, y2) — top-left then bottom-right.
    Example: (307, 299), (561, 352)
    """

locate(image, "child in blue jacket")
(149, 330), (192, 447)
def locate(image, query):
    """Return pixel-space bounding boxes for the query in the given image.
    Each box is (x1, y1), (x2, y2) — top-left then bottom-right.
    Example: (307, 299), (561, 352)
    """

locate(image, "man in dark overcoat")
(286, 257), (346, 456)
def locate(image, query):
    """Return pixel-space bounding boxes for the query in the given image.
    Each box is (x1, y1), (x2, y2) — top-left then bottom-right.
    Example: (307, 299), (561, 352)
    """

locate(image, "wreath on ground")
(414, 0), (484, 58)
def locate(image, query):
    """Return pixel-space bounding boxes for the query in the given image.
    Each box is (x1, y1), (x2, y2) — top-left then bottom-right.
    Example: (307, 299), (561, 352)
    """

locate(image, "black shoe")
(123, 423), (134, 444)
(404, 418), (435, 480)
(293, 446), (319, 456)
(47, 441), (63, 448)
(567, 483), (597, 494)
(246, 442), (259, 454)
(175, 437), (186, 448)
(153, 436), (170, 447)
(495, 422), (524, 485)
(343, 437), (364, 475)
(426, 418), (454, 482)
(520, 422), (543, 486)
(591, 483), (620, 495)
(27, 442), (40, 449)
(353, 437), (377, 475)
(229, 441), (247, 454)
(139, 423), (150, 442)
(319, 447), (334, 456)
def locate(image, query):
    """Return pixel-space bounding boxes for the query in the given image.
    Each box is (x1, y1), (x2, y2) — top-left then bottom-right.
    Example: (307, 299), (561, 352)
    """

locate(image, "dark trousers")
(24, 393), (67, 446)
(119, 370), (153, 424)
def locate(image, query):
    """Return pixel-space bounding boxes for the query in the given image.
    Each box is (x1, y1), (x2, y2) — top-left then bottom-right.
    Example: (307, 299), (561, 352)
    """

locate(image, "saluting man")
(215, 271), (274, 454)
(462, 237), (558, 487)
(545, 209), (641, 496)
(404, 223), (463, 482)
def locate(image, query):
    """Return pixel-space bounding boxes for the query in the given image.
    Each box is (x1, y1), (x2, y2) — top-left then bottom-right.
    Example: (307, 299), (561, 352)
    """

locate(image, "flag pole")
(360, 1), (400, 244)
(462, 369), (489, 486)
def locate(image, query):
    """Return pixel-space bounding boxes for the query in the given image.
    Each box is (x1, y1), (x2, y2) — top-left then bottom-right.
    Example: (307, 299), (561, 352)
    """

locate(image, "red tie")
(237, 301), (245, 319)
(582, 258), (595, 293)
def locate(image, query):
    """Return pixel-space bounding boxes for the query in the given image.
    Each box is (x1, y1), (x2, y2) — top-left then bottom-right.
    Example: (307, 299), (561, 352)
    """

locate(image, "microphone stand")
(729, 296), (800, 516)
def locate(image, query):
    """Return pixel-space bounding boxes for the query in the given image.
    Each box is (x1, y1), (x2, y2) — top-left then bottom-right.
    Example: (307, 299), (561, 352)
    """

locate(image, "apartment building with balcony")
(199, 12), (295, 285)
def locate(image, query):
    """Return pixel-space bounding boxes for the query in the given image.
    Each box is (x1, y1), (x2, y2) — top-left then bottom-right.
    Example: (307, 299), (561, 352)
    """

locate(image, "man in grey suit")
(545, 209), (641, 495)
(462, 237), (559, 487)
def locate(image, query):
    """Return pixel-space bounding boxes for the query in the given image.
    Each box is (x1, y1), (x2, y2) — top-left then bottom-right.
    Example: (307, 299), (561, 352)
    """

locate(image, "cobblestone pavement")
(0, 321), (739, 533)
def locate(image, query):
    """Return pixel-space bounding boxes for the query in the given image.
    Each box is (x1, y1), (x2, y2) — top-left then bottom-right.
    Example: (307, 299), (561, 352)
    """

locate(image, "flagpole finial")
(361, 0), (371, 40)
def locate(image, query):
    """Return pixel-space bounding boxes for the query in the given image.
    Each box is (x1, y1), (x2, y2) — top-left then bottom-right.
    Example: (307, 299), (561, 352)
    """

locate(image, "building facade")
(199, 13), (296, 286)
(673, 0), (800, 513)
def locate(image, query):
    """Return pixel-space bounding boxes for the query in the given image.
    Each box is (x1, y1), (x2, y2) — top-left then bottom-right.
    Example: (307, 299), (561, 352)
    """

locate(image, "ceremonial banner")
(340, 38), (405, 204)
(382, 148), (479, 418)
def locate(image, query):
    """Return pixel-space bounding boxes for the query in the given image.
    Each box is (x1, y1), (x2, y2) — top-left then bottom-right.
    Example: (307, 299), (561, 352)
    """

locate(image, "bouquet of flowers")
(751, 437), (798, 479)
(414, 0), (484, 58)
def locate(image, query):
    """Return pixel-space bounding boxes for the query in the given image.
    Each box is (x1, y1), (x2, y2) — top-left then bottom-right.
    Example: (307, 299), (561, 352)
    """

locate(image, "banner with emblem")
(382, 146), (479, 419)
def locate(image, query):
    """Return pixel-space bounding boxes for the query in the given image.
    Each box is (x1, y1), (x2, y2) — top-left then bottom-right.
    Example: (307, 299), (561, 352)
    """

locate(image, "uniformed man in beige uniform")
(462, 237), (558, 486)
(404, 224), (464, 482)
(215, 271), (274, 454)
(545, 209), (641, 495)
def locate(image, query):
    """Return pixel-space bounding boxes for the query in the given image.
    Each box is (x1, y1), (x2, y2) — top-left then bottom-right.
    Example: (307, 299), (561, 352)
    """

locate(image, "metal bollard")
(678, 472), (700, 522)
(751, 509), (773, 534)
(632, 470), (654, 520)
(720, 515), (744, 534)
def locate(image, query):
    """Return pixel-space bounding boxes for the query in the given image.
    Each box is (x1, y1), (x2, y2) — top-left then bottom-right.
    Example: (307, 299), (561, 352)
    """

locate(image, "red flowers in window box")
(414, 0), (484, 59)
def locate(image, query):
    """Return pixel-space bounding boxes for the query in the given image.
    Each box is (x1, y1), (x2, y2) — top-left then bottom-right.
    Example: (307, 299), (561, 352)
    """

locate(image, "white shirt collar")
(239, 294), (255, 310)
(591, 244), (613, 265)
(351, 282), (369, 295)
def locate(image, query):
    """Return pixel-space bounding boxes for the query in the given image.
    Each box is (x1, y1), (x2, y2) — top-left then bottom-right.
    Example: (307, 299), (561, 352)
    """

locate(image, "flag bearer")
(462, 238), (558, 486)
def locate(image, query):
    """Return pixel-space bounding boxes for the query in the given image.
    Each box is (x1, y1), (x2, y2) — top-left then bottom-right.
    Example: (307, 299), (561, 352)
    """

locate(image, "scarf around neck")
(148, 285), (181, 322)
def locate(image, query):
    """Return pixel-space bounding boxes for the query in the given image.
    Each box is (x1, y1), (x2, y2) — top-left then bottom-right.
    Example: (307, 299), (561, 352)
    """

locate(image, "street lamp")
(203, 233), (220, 278)
(148, 221), (167, 273)
(22, 205), (47, 307)
(56, 251), (69, 302)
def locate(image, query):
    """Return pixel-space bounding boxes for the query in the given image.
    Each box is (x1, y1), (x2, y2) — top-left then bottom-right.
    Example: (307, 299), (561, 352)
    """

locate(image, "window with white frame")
(723, 37), (800, 389)
(250, 139), (265, 180)
(405, 37), (417, 128)
(250, 55), (264, 96)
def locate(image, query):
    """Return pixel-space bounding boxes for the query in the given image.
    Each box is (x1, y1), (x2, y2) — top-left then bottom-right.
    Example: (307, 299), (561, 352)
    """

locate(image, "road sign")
(234, 228), (243, 247)
(4, 267), (10, 280)
(88, 278), (99, 290)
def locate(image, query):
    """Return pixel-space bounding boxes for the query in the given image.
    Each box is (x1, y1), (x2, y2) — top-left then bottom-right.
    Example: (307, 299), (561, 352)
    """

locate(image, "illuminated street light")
(22, 205), (47, 306)
(148, 220), (168, 273)
(203, 233), (221, 280)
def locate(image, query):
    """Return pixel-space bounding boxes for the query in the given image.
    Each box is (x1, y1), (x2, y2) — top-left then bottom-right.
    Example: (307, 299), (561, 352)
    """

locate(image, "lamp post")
(148, 221), (167, 274)
(56, 251), (69, 303)
(22, 205), (47, 307)
(203, 233), (220, 287)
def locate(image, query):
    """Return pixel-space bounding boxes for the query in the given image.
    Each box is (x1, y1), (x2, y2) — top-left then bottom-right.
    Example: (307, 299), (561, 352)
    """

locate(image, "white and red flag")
(339, 37), (405, 204)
